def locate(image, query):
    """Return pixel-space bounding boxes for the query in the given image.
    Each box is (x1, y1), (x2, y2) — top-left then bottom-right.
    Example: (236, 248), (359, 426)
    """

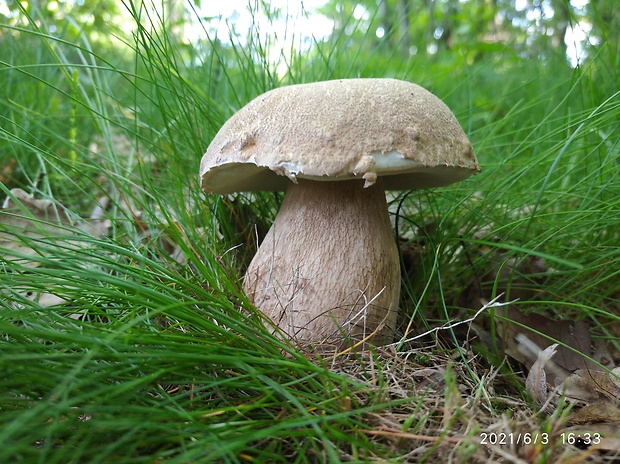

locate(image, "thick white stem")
(243, 178), (400, 345)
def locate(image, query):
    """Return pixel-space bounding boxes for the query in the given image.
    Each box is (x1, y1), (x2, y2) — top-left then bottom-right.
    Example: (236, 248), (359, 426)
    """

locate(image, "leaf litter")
(1, 188), (109, 315)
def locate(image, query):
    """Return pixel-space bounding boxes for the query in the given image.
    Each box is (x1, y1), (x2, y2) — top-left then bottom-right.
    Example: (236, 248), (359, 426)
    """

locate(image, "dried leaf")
(1, 188), (106, 267)
(591, 436), (620, 454)
(524, 340), (558, 406)
(559, 423), (620, 454)
(1, 189), (107, 310)
(499, 306), (596, 383)
(560, 368), (620, 429)
(568, 401), (620, 425)
(562, 367), (620, 405)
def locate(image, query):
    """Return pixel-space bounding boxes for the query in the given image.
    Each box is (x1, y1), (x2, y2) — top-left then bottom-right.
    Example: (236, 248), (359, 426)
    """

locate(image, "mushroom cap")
(201, 78), (479, 194)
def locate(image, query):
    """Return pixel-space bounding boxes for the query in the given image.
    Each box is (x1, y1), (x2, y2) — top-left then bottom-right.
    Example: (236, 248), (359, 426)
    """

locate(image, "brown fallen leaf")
(561, 367), (620, 406)
(567, 400), (620, 425)
(1, 188), (107, 267)
(559, 423), (620, 456)
(498, 306), (596, 383)
(1, 188), (107, 312)
(591, 436), (620, 454)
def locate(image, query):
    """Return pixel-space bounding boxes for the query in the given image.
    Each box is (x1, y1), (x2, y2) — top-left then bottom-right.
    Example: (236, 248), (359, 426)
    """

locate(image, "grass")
(1, 1), (619, 462)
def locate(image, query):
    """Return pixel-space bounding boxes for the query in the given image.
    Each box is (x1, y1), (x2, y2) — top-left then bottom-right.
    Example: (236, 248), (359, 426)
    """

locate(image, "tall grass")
(1, 1), (619, 462)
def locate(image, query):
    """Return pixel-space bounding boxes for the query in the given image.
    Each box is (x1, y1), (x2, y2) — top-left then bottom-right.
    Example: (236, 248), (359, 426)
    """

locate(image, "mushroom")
(200, 78), (479, 346)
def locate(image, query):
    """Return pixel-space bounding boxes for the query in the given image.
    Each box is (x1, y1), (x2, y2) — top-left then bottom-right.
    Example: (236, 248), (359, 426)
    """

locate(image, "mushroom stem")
(243, 178), (400, 345)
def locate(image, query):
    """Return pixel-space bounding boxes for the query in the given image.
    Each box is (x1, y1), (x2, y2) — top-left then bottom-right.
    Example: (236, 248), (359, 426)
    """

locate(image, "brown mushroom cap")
(200, 78), (479, 194)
